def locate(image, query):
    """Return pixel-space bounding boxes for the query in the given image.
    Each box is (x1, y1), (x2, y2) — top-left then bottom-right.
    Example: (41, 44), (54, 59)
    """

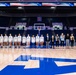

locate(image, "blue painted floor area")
(0, 55), (76, 75)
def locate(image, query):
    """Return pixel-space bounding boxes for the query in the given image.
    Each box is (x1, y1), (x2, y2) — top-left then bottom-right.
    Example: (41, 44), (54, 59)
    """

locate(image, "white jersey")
(31, 37), (35, 43)
(18, 36), (21, 42)
(22, 36), (26, 43)
(26, 36), (30, 43)
(14, 36), (18, 42)
(40, 36), (44, 42)
(36, 36), (40, 42)
(9, 36), (13, 42)
(4, 36), (8, 42)
(0, 36), (3, 43)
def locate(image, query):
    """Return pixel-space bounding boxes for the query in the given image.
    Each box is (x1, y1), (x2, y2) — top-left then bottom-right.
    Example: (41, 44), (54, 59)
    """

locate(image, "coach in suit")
(45, 34), (50, 48)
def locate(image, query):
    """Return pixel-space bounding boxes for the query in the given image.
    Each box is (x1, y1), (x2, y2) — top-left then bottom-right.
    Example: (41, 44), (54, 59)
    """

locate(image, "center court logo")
(0, 55), (76, 75)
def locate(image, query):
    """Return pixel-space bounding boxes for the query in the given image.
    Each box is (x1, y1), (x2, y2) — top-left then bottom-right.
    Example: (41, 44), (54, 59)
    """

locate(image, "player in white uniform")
(22, 34), (26, 46)
(0, 34), (3, 47)
(18, 34), (21, 47)
(31, 35), (35, 48)
(14, 34), (18, 47)
(4, 34), (8, 46)
(40, 35), (44, 47)
(8, 34), (13, 47)
(26, 34), (30, 47)
(36, 34), (40, 47)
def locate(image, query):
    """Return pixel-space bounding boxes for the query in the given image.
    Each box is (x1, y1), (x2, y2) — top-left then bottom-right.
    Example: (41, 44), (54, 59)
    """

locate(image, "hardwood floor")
(0, 47), (76, 75)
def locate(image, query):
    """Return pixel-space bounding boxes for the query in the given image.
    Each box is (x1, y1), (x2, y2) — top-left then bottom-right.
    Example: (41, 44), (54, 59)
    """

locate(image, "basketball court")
(0, 0), (76, 75)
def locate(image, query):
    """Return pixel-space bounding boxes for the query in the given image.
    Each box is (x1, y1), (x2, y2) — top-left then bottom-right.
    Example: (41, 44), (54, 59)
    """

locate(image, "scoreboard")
(0, 0), (76, 6)
(0, 0), (76, 2)
(0, 2), (76, 6)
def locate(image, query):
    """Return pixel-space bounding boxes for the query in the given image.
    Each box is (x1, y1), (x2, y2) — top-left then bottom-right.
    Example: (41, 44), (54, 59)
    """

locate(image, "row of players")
(0, 33), (75, 48)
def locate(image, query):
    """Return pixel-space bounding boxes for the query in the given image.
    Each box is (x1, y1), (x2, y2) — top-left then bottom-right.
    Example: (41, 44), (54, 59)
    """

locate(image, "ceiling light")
(18, 7), (23, 9)
(51, 7), (56, 9)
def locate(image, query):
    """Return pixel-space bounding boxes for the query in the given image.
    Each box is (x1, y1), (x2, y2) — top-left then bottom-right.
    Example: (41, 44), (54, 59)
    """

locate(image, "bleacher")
(0, 28), (73, 37)
(54, 30), (71, 36)
(26, 30), (38, 36)
(0, 29), (6, 35)
(7, 30), (24, 36)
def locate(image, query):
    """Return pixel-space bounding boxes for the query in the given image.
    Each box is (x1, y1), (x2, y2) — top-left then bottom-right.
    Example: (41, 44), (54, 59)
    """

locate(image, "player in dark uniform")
(45, 34), (50, 48)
